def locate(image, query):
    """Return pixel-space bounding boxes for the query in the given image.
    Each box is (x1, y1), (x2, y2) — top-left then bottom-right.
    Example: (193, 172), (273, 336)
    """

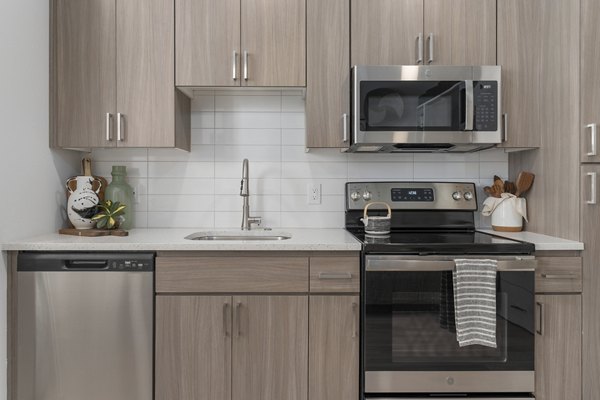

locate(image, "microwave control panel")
(473, 81), (498, 131)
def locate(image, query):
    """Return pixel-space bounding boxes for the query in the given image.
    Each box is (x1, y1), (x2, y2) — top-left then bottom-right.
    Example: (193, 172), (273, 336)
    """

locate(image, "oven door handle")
(365, 258), (537, 272)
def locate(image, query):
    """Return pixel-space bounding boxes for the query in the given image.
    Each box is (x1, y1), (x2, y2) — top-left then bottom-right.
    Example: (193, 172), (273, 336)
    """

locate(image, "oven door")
(363, 256), (535, 394)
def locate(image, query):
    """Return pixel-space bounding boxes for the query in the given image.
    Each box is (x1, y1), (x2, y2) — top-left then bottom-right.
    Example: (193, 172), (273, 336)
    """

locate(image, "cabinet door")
(232, 296), (308, 400)
(498, 0), (579, 148)
(309, 296), (359, 400)
(351, 0), (424, 65)
(175, 0), (241, 86)
(155, 296), (232, 400)
(424, 0), (496, 65)
(53, 0), (116, 148)
(241, 0), (306, 87)
(582, 164), (600, 399)
(116, 0), (176, 147)
(581, 0), (600, 163)
(306, 0), (349, 148)
(535, 295), (581, 400)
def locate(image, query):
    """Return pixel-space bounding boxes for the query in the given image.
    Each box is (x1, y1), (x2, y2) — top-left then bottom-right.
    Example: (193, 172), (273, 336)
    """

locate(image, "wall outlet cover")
(307, 183), (321, 205)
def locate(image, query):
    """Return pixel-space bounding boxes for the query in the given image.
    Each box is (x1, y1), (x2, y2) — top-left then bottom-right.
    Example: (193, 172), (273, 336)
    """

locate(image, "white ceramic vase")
(66, 176), (102, 229)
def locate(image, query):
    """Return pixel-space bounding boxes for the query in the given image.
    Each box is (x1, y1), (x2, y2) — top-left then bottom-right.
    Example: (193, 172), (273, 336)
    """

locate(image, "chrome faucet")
(240, 159), (261, 230)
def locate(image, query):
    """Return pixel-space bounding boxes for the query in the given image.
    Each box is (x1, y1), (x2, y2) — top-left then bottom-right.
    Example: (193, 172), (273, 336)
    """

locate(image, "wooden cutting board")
(59, 228), (129, 237)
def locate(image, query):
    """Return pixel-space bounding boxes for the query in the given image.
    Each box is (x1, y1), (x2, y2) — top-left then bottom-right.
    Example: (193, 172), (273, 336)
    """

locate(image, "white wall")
(0, 1), (80, 397)
(92, 90), (507, 229)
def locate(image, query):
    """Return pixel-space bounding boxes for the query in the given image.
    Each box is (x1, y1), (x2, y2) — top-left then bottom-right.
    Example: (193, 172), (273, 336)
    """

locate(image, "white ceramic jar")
(66, 176), (102, 229)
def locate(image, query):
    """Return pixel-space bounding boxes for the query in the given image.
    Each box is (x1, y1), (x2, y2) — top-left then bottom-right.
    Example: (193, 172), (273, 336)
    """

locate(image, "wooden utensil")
(504, 181), (517, 195)
(515, 171), (535, 197)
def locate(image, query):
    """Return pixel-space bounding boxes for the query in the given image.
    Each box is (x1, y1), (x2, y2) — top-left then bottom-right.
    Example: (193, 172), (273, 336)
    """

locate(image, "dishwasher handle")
(17, 252), (155, 272)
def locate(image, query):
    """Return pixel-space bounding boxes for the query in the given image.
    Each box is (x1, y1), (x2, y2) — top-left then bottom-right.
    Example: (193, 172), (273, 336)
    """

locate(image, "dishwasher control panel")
(110, 259), (153, 271)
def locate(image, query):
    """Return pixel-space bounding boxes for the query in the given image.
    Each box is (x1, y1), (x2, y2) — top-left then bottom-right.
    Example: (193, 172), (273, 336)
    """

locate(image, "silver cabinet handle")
(319, 272), (352, 280)
(117, 112), (123, 141)
(427, 33), (434, 64)
(536, 302), (544, 335)
(587, 172), (597, 205)
(352, 302), (358, 338)
(503, 113), (509, 142)
(232, 50), (238, 81)
(235, 301), (242, 337)
(342, 113), (349, 143)
(541, 273), (577, 279)
(223, 302), (230, 337)
(105, 113), (112, 141)
(416, 33), (424, 64)
(464, 80), (474, 131)
(243, 51), (248, 81)
(587, 123), (597, 156)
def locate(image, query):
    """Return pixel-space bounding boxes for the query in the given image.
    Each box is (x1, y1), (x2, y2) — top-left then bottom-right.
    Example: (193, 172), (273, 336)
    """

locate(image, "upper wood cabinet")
(581, 0), (600, 163)
(350, 0), (496, 66)
(306, 0), (350, 148)
(51, 0), (190, 150)
(498, 0), (579, 149)
(175, 0), (305, 87)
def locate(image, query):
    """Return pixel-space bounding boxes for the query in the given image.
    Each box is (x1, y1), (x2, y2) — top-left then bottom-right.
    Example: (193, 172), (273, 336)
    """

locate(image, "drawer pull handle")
(352, 302), (358, 338)
(541, 273), (577, 279)
(235, 302), (242, 337)
(223, 302), (230, 337)
(318, 272), (352, 280)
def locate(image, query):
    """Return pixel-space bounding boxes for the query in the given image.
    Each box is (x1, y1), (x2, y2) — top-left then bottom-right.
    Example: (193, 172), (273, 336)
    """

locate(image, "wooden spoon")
(504, 181), (517, 195)
(515, 171), (535, 197)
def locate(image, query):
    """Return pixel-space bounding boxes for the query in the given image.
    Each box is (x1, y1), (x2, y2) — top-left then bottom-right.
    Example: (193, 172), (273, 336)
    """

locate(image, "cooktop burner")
(344, 181), (535, 255)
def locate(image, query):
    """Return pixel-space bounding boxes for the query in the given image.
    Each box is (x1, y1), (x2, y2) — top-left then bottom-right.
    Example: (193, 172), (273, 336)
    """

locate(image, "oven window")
(364, 270), (534, 371)
(360, 81), (465, 131)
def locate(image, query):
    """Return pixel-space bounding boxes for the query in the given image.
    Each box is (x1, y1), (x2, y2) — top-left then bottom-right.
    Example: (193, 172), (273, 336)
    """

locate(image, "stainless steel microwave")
(349, 65), (503, 153)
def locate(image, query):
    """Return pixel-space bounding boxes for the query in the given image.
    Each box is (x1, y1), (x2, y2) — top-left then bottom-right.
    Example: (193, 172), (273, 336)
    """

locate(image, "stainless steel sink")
(185, 231), (292, 241)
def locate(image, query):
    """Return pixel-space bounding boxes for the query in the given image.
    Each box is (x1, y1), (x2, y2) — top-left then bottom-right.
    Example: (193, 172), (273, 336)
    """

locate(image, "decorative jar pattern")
(66, 176), (102, 229)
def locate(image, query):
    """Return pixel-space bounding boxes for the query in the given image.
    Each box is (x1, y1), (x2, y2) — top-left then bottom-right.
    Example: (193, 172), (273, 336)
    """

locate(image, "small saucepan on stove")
(361, 202), (392, 235)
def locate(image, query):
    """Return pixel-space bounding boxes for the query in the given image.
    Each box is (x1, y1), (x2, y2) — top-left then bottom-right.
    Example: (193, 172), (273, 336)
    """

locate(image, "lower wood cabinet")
(156, 295), (308, 400)
(309, 295), (359, 400)
(535, 294), (582, 400)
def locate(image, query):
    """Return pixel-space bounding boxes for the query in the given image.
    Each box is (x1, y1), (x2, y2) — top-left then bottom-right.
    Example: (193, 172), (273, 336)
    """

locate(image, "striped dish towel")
(453, 259), (498, 348)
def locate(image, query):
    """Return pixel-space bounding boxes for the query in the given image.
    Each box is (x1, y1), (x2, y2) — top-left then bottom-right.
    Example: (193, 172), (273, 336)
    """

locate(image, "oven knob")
(362, 191), (372, 201)
(452, 191), (462, 201)
(464, 191), (474, 201)
(350, 191), (361, 201)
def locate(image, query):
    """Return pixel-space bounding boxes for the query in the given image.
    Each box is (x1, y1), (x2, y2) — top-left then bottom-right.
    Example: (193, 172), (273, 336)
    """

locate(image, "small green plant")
(92, 200), (127, 230)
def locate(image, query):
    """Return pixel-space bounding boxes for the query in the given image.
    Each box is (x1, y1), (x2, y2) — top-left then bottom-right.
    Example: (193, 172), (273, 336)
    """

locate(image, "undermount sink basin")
(185, 231), (292, 241)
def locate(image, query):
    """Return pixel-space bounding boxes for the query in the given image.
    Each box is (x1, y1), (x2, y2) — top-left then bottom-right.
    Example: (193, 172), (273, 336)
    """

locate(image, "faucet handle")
(249, 216), (262, 227)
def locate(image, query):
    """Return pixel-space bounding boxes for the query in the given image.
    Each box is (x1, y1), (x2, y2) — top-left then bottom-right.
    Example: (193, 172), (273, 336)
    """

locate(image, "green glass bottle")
(104, 165), (135, 230)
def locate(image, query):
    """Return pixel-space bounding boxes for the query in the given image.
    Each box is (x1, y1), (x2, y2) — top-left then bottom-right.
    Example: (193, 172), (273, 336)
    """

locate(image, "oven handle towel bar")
(365, 256), (536, 272)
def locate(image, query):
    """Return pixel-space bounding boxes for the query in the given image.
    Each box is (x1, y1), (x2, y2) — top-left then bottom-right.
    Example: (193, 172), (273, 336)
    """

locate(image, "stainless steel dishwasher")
(16, 252), (154, 400)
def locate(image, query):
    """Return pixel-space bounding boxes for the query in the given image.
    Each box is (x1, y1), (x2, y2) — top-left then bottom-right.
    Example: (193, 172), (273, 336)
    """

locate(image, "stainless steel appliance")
(344, 182), (535, 398)
(16, 252), (154, 400)
(350, 65), (502, 153)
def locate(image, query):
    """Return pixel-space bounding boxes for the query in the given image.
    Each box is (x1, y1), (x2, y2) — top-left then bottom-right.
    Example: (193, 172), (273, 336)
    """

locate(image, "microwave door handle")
(464, 80), (474, 131)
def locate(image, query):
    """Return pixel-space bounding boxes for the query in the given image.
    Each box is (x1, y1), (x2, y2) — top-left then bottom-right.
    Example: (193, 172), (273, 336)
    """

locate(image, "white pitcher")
(66, 176), (102, 229)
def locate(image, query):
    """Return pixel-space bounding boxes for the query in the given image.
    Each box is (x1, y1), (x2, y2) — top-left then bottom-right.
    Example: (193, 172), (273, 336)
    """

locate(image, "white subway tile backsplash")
(91, 92), (507, 229)
(214, 145), (281, 162)
(148, 195), (214, 212)
(215, 129), (281, 145)
(348, 162), (413, 180)
(215, 95), (281, 112)
(148, 162), (214, 178)
(148, 178), (214, 195)
(282, 162), (347, 179)
(215, 112), (281, 129)
(148, 212), (214, 228)
(215, 162), (281, 179)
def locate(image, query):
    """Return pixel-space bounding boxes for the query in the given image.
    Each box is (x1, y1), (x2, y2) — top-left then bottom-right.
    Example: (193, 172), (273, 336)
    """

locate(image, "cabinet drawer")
(535, 257), (582, 293)
(310, 257), (360, 293)
(156, 257), (308, 293)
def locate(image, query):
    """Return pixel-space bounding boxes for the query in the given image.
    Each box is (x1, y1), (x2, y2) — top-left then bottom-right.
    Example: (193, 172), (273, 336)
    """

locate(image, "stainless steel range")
(345, 182), (536, 399)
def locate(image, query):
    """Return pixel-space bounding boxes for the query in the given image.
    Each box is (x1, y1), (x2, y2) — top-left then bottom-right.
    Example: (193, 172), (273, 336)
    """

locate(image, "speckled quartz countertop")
(478, 229), (584, 251)
(1, 228), (362, 252)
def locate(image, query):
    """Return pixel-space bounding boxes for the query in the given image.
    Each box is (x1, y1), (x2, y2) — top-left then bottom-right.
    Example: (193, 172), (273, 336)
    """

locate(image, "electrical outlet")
(307, 183), (321, 205)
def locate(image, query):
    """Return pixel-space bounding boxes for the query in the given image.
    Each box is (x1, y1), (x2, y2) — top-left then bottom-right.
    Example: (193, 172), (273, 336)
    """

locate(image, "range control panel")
(346, 182), (477, 211)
